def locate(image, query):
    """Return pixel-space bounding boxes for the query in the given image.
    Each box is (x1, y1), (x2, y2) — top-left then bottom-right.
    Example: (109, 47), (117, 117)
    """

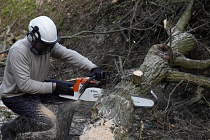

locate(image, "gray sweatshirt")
(0, 38), (97, 98)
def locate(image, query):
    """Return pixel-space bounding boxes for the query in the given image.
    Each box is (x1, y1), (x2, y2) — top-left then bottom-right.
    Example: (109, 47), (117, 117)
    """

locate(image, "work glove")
(54, 81), (74, 96)
(89, 67), (106, 81)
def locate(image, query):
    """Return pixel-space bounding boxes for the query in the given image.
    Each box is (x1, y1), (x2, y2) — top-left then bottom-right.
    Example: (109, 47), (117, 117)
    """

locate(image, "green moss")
(1, 0), (36, 19)
(3, 110), (12, 119)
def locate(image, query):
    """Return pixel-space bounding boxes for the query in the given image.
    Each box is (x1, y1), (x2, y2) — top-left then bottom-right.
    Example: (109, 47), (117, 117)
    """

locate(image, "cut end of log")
(132, 70), (143, 84)
(133, 70), (143, 77)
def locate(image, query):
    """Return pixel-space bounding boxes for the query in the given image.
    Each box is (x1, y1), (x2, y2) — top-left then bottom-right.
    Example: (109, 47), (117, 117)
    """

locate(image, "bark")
(80, 0), (210, 139)
(55, 100), (77, 140)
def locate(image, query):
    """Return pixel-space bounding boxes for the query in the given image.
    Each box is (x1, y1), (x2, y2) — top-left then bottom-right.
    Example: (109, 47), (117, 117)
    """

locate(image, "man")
(0, 16), (103, 140)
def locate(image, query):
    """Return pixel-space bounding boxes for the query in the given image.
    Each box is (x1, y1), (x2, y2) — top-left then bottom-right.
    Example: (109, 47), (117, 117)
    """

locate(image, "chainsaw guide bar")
(131, 96), (154, 107)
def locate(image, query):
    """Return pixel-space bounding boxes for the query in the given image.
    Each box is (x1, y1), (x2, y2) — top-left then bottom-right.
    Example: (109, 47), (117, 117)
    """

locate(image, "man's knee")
(34, 104), (56, 131)
(37, 117), (56, 131)
(30, 114), (56, 131)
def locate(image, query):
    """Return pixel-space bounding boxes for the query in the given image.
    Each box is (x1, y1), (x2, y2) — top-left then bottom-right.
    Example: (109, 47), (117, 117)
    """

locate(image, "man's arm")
(51, 43), (97, 71)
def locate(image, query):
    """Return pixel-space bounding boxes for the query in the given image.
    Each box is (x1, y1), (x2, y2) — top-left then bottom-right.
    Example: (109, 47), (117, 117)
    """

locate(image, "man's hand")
(54, 81), (74, 95)
(89, 67), (106, 81)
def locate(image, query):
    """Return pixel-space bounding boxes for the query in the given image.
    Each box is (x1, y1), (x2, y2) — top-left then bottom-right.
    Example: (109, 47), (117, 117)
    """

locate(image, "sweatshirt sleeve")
(51, 43), (97, 71)
(9, 50), (53, 94)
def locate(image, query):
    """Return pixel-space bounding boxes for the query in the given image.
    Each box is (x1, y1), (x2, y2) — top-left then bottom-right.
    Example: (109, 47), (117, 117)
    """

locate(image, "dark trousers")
(1, 80), (73, 132)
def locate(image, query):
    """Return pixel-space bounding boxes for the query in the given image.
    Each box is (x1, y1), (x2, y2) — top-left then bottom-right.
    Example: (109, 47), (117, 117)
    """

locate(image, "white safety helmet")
(27, 16), (60, 44)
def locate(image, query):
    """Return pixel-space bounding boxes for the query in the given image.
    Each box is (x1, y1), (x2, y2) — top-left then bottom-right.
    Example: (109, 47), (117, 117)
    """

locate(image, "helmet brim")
(40, 35), (60, 45)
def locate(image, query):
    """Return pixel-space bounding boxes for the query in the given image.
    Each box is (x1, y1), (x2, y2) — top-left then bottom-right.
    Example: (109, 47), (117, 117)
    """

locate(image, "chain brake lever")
(79, 75), (96, 95)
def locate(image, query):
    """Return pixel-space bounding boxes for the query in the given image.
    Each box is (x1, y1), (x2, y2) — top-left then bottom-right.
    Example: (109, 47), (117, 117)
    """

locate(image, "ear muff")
(27, 32), (35, 42)
(27, 26), (41, 42)
(30, 47), (39, 55)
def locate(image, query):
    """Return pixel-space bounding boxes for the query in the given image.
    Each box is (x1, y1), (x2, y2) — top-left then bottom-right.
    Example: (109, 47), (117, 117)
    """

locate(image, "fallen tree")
(80, 0), (210, 139)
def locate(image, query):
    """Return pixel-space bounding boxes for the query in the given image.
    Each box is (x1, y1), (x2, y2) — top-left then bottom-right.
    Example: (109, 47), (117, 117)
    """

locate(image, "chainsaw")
(59, 75), (154, 107)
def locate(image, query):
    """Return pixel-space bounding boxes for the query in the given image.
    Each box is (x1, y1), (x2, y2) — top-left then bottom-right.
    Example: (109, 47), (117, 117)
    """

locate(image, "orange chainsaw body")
(73, 78), (98, 92)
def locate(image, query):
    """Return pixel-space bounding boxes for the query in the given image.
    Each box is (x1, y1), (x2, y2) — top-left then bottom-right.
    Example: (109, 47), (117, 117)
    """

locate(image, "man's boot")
(1, 115), (55, 140)
(1, 121), (17, 140)
(1, 116), (35, 140)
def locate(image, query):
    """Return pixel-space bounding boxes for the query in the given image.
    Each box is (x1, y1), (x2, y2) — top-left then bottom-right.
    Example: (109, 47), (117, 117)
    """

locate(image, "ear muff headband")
(27, 26), (41, 42)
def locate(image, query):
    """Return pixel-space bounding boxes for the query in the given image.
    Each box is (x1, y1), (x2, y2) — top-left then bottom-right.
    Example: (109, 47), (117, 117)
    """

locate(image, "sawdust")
(80, 120), (115, 140)
(38, 104), (56, 122)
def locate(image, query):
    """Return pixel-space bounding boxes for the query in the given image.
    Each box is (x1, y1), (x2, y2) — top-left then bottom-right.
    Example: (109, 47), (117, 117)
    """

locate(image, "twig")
(145, 109), (170, 128)
(61, 30), (119, 39)
(10, 18), (18, 28)
(0, 62), (6, 66)
(119, 56), (125, 77)
(187, 22), (210, 33)
(163, 80), (183, 114)
(114, 60), (120, 76)
(60, 26), (155, 39)
(172, 86), (204, 110)
(201, 94), (210, 107)
(0, 49), (9, 55)
(121, 31), (129, 42)
(195, 40), (210, 54)
(139, 120), (144, 140)
(3, 40), (7, 51)
(130, 0), (142, 27)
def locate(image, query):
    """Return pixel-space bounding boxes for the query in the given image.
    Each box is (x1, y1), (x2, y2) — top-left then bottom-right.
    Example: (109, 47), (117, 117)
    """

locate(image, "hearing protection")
(27, 26), (41, 42)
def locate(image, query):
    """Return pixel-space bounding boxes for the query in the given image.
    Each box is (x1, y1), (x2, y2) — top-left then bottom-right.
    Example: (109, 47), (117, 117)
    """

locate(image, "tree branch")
(174, 55), (210, 69)
(176, 0), (195, 31)
(0, 49), (9, 55)
(165, 70), (210, 88)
